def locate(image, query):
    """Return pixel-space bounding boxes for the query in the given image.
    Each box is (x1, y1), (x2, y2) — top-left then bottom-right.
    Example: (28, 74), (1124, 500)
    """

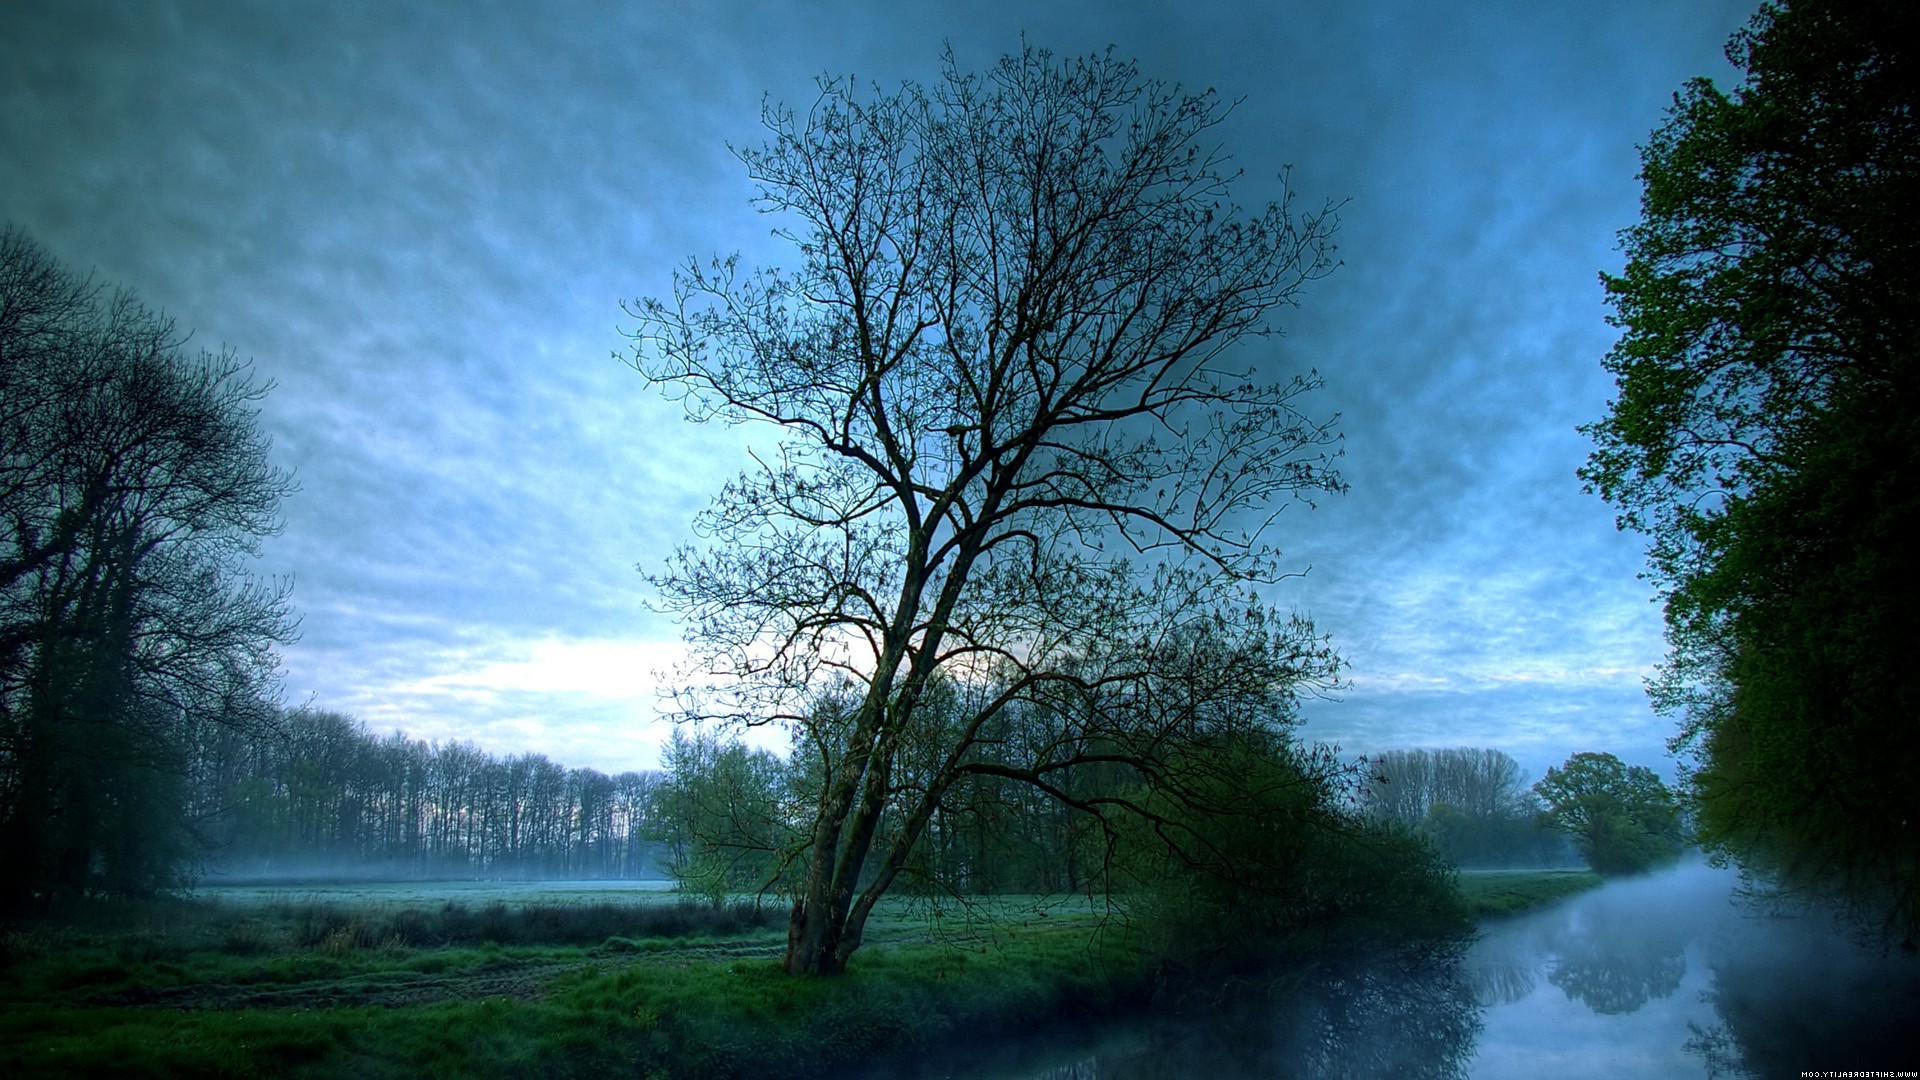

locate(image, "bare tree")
(626, 47), (1345, 975)
(1, 227), (294, 908)
(1361, 748), (1534, 823)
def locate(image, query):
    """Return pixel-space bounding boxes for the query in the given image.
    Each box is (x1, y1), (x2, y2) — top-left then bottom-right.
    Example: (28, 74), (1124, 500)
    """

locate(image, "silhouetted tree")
(1, 227), (293, 909)
(1580, 0), (1920, 943)
(626, 47), (1345, 974)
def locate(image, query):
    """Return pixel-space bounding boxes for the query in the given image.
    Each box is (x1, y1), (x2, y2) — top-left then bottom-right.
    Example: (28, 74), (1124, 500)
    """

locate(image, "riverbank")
(0, 871), (1594, 1078)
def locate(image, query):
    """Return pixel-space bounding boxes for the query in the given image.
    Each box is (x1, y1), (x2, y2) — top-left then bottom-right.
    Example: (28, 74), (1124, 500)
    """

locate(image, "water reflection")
(943, 865), (1920, 1079)
(934, 959), (1480, 1080)
(1691, 907), (1920, 1076)
(1542, 907), (1688, 1015)
(1472, 861), (1920, 1077)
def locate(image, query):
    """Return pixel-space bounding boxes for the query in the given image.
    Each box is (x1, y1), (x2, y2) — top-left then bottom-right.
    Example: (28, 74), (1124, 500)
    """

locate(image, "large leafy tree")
(1580, 0), (1918, 939)
(628, 48), (1346, 975)
(1533, 753), (1684, 877)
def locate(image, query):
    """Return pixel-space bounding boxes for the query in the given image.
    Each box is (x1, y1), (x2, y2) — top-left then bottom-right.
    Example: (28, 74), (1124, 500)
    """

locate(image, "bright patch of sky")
(1, 0), (1753, 780)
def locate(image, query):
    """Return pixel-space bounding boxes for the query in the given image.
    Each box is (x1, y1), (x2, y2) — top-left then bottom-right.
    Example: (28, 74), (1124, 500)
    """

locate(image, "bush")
(1123, 738), (1472, 985)
(281, 896), (781, 951)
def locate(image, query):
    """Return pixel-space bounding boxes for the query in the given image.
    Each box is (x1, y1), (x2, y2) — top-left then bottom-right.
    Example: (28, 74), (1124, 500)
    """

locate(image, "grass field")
(0, 872), (1590, 1078)
(1457, 868), (1603, 917)
(0, 886), (1139, 1079)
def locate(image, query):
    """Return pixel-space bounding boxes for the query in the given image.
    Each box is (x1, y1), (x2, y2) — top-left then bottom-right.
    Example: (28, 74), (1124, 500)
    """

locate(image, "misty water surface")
(193, 878), (676, 907)
(902, 862), (1919, 1079)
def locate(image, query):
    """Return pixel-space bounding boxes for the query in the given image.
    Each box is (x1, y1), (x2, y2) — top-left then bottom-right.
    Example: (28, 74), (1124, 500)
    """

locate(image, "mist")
(889, 862), (1920, 1079)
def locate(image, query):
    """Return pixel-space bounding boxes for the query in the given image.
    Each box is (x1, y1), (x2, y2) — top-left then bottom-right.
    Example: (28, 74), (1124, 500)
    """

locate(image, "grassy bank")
(1, 871), (1590, 1078)
(1457, 868), (1603, 917)
(0, 892), (1145, 1080)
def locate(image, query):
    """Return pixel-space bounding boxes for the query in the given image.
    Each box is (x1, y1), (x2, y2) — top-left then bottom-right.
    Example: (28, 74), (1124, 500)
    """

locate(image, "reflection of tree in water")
(1025, 1062), (1100, 1080)
(1543, 907), (1689, 1015)
(1033, 961), (1480, 1080)
(1277, 964), (1480, 1080)
(1682, 1022), (1756, 1080)
(1685, 913), (1920, 1077)
(1465, 960), (1535, 1007)
(1460, 930), (1540, 1007)
(1546, 936), (1685, 1015)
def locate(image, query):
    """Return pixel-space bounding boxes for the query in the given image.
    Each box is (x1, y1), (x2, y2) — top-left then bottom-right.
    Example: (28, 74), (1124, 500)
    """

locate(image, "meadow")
(1455, 868), (1603, 917)
(0, 872), (1597, 1079)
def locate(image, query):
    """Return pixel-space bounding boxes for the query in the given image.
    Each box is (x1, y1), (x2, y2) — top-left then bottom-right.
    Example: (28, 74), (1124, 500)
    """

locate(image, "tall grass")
(284, 897), (778, 950)
(0, 904), (1147, 1080)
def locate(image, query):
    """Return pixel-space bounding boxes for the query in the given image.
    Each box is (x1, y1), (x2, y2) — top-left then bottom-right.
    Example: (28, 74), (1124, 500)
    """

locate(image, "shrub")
(1123, 737), (1472, 986)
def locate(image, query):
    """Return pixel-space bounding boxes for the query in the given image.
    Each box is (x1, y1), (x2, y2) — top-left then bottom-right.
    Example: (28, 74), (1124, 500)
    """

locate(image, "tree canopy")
(627, 47), (1346, 975)
(1533, 752), (1684, 876)
(1580, 0), (1918, 939)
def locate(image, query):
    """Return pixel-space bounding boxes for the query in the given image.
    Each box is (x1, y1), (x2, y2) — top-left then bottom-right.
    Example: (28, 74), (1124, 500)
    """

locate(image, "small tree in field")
(626, 48), (1345, 975)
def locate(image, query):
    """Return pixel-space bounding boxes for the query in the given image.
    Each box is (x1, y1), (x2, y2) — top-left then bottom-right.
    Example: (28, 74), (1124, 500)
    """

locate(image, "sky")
(0, 0), (1758, 782)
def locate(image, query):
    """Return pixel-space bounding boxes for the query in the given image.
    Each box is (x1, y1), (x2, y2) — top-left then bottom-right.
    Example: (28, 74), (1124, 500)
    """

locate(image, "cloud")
(287, 634), (694, 772)
(399, 637), (685, 703)
(1, 0), (1754, 778)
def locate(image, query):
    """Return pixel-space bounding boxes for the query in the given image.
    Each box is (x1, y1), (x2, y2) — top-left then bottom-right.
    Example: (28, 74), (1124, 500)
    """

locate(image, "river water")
(911, 862), (1919, 1079)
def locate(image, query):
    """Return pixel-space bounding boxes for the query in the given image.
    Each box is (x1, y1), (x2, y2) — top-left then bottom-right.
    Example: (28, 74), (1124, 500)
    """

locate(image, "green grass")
(1456, 868), (1603, 917)
(1, 875), (1567, 1079)
(0, 890), (1143, 1080)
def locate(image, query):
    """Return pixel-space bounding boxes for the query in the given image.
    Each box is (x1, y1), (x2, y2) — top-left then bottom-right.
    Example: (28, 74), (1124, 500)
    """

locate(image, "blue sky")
(0, 0), (1755, 782)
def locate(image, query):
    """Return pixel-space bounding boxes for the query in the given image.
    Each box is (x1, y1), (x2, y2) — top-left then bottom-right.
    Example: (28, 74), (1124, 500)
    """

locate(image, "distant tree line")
(1353, 747), (1687, 876)
(187, 709), (667, 881)
(1355, 748), (1573, 868)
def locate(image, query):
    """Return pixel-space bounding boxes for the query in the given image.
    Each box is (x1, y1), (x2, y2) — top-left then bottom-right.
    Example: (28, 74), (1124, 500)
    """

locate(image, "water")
(924, 862), (1920, 1079)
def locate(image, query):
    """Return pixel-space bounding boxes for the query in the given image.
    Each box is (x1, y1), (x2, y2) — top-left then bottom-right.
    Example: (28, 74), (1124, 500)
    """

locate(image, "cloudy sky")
(1, 0), (1755, 781)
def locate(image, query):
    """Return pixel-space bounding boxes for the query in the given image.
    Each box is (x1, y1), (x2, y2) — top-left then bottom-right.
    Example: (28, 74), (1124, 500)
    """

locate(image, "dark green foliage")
(650, 729), (795, 903)
(1416, 801), (1570, 868)
(1579, 0), (1919, 940)
(1532, 753), (1684, 876)
(1123, 736), (1472, 984)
